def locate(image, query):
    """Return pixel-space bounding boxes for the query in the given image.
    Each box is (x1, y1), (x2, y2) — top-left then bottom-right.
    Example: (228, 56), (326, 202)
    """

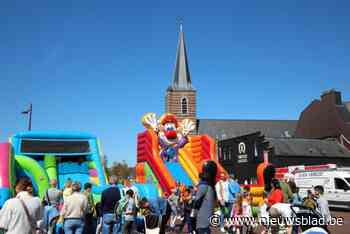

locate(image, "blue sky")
(1, 0), (349, 165)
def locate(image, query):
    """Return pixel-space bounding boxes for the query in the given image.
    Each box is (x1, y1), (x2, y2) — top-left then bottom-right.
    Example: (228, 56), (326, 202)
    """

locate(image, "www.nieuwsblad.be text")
(208, 215), (344, 227)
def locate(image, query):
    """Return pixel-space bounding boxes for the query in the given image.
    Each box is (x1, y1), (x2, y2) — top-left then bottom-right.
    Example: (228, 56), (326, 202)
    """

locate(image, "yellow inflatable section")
(178, 148), (199, 185)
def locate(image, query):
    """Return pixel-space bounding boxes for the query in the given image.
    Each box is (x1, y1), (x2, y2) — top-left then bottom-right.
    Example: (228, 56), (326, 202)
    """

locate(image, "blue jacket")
(227, 179), (240, 203)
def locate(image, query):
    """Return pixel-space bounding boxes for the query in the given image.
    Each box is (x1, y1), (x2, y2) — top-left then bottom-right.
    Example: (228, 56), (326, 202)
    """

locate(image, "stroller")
(290, 205), (328, 233)
(143, 214), (162, 234)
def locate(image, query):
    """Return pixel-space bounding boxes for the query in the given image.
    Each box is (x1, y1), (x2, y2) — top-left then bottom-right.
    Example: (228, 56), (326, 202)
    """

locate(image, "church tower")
(165, 25), (197, 126)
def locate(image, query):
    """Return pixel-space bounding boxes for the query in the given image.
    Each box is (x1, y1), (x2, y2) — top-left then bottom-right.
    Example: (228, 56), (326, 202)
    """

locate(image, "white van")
(294, 168), (350, 209)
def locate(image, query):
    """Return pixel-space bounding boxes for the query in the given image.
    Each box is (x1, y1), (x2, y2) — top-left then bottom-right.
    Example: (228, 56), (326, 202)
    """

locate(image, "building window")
(227, 147), (232, 160)
(181, 97), (188, 114)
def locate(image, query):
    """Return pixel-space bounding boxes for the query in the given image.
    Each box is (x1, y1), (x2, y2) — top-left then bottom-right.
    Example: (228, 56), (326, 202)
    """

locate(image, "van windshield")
(346, 178), (350, 185)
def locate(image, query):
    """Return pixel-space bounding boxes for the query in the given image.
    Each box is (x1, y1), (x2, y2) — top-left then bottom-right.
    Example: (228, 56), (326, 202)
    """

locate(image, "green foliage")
(108, 160), (135, 180)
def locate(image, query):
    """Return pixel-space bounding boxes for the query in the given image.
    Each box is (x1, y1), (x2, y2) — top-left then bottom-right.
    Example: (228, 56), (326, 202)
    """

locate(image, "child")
(179, 188), (195, 233)
(259, 192), (269, 234)
(168, 188), (179, 231)
(302, 190), (317, 210)
(242, 191), (252, 234)
(227, 193), (243, 234)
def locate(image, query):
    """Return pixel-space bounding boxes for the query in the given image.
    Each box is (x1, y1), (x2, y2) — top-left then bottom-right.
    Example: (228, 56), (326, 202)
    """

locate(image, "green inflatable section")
(15, 155), (50, 198)
(87, 161), (96, 169)
(144, 163), (162, 194)
(44, 155), (57, 182)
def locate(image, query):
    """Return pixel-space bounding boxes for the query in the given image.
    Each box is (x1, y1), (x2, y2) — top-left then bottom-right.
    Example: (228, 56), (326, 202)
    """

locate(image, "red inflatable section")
(137, 130), (176, 194)
(136, 130), (228, 194)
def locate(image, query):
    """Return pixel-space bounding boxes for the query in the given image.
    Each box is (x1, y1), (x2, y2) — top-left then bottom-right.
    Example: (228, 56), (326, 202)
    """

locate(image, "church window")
(181, 97), (188, 114)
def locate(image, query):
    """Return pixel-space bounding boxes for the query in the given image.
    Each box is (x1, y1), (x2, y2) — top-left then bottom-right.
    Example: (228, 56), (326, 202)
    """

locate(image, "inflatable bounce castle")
(135, 113), (228, 194)
(0, 131), (159, 208)
(0, 131), (109, 207)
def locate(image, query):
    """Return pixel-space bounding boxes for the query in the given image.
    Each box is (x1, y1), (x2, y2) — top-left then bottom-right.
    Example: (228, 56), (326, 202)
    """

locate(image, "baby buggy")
(290, 205), (328, 233)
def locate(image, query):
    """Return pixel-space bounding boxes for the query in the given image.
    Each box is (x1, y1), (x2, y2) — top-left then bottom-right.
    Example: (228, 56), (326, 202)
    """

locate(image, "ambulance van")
(294, 168), (350, 209)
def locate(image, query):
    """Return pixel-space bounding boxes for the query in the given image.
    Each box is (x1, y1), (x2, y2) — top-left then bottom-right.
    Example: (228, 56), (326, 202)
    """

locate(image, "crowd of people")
(0, 162), (332, 234)
(219, 173), (331, 234)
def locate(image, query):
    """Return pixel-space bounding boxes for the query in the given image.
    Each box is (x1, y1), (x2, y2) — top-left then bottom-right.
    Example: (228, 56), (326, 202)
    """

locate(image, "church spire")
(171, 23), (193, 90)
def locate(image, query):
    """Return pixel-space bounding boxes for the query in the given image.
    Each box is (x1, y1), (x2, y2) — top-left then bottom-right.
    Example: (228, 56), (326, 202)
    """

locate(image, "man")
(82, 182), (95, 234)
(227, 175), (240, 213)
(314, 185), (331, 232)
(61, 181), (88, 234)
(280, 174), (293, 203)
(215, 172), (229, 233)
(101, 176), (121, 234)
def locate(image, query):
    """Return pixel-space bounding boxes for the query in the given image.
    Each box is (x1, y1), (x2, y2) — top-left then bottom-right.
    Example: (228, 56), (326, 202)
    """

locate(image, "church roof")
(169, 25), (193, 91)
(197, 119), (298, 140)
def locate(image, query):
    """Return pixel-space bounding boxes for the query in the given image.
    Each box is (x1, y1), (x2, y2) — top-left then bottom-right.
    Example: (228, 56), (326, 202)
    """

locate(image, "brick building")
(296, 90), (350, 150)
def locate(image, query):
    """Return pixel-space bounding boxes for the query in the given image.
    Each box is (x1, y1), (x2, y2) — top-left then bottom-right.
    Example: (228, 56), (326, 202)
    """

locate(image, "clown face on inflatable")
(142, 113), (195, 162)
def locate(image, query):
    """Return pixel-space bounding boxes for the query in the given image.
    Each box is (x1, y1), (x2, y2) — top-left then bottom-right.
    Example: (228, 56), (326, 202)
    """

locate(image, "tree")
(109, 160), (135, 180)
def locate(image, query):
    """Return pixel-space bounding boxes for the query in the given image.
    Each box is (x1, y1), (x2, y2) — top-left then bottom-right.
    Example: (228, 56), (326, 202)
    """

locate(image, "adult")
(61, 181), (88, 234)
(43, 179), (62, 233)
(63, 178), (73, 201)
(215, 172), (229, 233)
(44, 179), (62, 207)
(100, 176), (121, 234)
(269, 203), (293, 234)
(267, 179), (284, 207)
(290, 186), (302, 206)
(82, 182), (95, 234)
(122, 189), (137, 234)
(280, 174), (293, 203)
(0, 177), (43, 234)
(314, 185), (331, 232)
(263, 165), (276, 193)
(227, 175), (240, 211)
(193, 161), (217, 234)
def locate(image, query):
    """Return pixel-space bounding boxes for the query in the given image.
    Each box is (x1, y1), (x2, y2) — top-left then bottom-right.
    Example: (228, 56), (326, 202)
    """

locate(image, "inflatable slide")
(136, 113), (228, 194)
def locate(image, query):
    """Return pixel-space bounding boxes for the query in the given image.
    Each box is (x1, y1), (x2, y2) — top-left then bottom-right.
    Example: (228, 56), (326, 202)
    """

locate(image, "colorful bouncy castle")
(135, 113), (228, 194)
(0, 131), (109, 207)
(0, 130), (172, 208)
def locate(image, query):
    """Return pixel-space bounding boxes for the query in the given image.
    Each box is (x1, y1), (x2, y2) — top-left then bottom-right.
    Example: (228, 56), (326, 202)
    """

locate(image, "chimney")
(321, 89), (342, 105)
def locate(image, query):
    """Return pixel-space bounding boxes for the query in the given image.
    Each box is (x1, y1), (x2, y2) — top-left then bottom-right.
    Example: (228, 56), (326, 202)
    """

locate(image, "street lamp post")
(21, 103), (32, 131)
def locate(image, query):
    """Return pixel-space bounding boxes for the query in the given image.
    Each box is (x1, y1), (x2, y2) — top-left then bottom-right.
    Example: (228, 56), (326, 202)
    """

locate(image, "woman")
(267, 179), (284, 207)
(63, 178), (73, 201)
(192, 161), (217, 234)
(0, 177), (43, 234)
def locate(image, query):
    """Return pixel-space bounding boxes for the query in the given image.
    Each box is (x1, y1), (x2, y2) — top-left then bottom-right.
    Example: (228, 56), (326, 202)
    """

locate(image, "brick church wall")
(165, 90), (196, 124)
